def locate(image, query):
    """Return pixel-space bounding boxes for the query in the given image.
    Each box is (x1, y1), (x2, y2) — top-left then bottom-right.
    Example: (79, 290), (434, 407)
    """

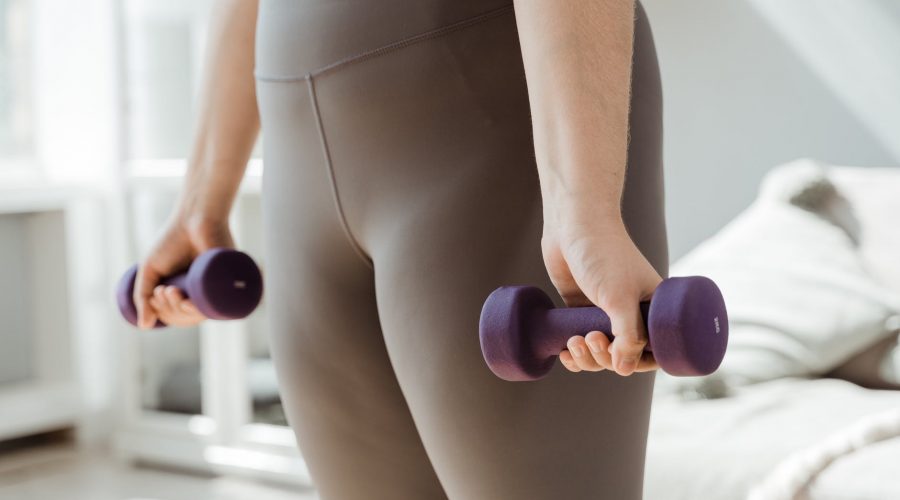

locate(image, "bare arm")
(514, 0), (634, 219)
(134, 0), (260, 329)
(179, 0), (261, 228)
(513, 0), (662, 375)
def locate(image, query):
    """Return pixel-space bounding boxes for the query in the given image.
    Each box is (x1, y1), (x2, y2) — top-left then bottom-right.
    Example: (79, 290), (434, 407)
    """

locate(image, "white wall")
(642, 0), (900, 260)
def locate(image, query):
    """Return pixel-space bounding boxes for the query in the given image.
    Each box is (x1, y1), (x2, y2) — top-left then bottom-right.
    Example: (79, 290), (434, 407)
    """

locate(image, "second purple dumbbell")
(479, 276), (728, 380)
(116, 247), (264, 328)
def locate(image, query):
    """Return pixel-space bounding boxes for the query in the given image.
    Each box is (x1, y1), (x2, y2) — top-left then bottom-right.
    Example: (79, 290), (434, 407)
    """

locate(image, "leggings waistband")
(254, 0), (514, 81)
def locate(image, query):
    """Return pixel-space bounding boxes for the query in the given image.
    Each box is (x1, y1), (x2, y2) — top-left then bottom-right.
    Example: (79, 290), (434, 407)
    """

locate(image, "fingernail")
(571, 344), (585, 357)
(587, 341), (602, 353)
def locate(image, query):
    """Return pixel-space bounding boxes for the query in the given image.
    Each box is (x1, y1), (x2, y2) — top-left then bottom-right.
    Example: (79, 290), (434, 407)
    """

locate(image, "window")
(122, 0), (262, 166)
(123, 0), (204, 161)
(0, 0), (33, 165)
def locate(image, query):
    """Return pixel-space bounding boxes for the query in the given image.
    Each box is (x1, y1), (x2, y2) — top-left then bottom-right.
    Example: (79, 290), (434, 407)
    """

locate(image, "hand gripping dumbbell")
(479, 276), (728, 380)
(116, 248), (264, 328)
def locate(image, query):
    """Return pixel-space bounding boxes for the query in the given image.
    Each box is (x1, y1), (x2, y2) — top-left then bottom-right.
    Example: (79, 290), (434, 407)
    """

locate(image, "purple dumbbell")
(116, 247), (263, 328)
(479, 276), (728, 380)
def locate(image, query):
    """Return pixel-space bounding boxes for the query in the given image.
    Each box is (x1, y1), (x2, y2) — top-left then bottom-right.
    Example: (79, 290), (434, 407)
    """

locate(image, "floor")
(0, 434), (319, 500)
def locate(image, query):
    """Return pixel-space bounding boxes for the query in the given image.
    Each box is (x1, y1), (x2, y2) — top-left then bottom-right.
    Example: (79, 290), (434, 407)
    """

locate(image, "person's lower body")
(254, 1), (667, 498)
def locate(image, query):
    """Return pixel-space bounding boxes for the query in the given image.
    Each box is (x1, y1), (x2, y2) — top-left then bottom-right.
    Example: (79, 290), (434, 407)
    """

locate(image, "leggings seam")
(255, 3), (514, 82)
(306, 74), (375, 271)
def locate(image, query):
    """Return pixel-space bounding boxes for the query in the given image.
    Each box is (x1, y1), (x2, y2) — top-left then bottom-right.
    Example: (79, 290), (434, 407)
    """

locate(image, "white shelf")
(0, 381), (81, 440)
(0, 200), (83, 441)
(0, 181), (87, 214)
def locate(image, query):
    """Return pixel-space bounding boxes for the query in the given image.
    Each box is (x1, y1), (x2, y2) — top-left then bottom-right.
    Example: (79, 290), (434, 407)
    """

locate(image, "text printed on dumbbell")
(714, 316), (720, 333)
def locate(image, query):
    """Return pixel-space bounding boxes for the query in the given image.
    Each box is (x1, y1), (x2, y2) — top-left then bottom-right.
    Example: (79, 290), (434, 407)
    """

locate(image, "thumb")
(605, 298), (649, 376)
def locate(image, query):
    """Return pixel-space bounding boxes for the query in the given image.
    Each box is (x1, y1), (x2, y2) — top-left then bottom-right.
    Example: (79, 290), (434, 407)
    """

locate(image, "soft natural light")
(750, 0), (900, 159)
(1, 1), (898, 499)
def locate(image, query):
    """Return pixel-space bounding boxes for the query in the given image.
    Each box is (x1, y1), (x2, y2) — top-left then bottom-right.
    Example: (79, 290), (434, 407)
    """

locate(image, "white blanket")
(646, 378), (900, 500)
(749, 407), (900, 500)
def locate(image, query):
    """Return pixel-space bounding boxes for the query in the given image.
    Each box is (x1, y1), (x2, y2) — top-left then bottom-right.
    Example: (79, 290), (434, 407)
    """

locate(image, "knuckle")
(584, 331), (607, 344)
(616, 334), (648, 348)
(591, 351), (611, 366)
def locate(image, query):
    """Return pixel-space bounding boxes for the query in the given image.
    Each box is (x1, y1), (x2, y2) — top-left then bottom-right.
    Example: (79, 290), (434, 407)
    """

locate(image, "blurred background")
(0, 0), (898, 499)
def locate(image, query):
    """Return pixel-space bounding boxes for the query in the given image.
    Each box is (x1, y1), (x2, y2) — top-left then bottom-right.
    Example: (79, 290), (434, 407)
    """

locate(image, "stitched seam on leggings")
(306, 74), (375, 271)
(255, 3), (514, 82)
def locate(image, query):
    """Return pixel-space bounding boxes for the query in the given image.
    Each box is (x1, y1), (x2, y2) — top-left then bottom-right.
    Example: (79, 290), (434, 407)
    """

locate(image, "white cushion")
(657, 159), (900, 396)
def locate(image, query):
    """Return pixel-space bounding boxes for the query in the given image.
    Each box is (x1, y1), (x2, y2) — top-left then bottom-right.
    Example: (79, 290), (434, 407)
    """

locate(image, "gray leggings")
(254, 1), (667, 498)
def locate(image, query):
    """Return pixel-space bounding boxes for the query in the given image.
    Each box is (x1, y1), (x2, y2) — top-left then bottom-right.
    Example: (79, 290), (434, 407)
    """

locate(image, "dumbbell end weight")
(116, 248), (263, 328)
(647, 276), (728, 376)
(479, 285), (559, 381)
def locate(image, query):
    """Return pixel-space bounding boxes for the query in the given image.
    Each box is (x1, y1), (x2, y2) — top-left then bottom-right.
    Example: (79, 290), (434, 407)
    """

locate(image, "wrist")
(171, 207), (234, 251)
(177, 207), (227, 234)
(175, 161), (241, 228)
(176, 191), (229, 224)
(542, 183), (624, 231)
(174, 190), (232, 239)
(533, 124), (628, 227)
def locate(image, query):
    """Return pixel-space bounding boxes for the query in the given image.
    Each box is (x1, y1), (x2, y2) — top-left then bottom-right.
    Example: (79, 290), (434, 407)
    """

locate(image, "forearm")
(178, 0), (261, 227)
(512, 0), (635, 226)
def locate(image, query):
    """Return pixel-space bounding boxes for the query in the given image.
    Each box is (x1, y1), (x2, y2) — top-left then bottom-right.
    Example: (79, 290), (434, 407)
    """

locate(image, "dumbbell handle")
(531, 302), (652, 358)
(154, 272), (190, 297)
(138, 269), (255, 311)
(150, 271), (252, 299)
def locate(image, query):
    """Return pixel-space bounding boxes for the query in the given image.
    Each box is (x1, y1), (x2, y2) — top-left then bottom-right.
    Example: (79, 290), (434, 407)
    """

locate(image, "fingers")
(561, 333), (657, 375)
(134, 264), (161, 330)
(584, 331), (613, 369)
(606, 301), (649, 376)
(148, 285), (171, 321)
(167, 287), (201, 317)
(560, 332), (614, 373)
(148, 285), (205, 327)
(559, 350), (581, 372)
(567, 336), (600, 371)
